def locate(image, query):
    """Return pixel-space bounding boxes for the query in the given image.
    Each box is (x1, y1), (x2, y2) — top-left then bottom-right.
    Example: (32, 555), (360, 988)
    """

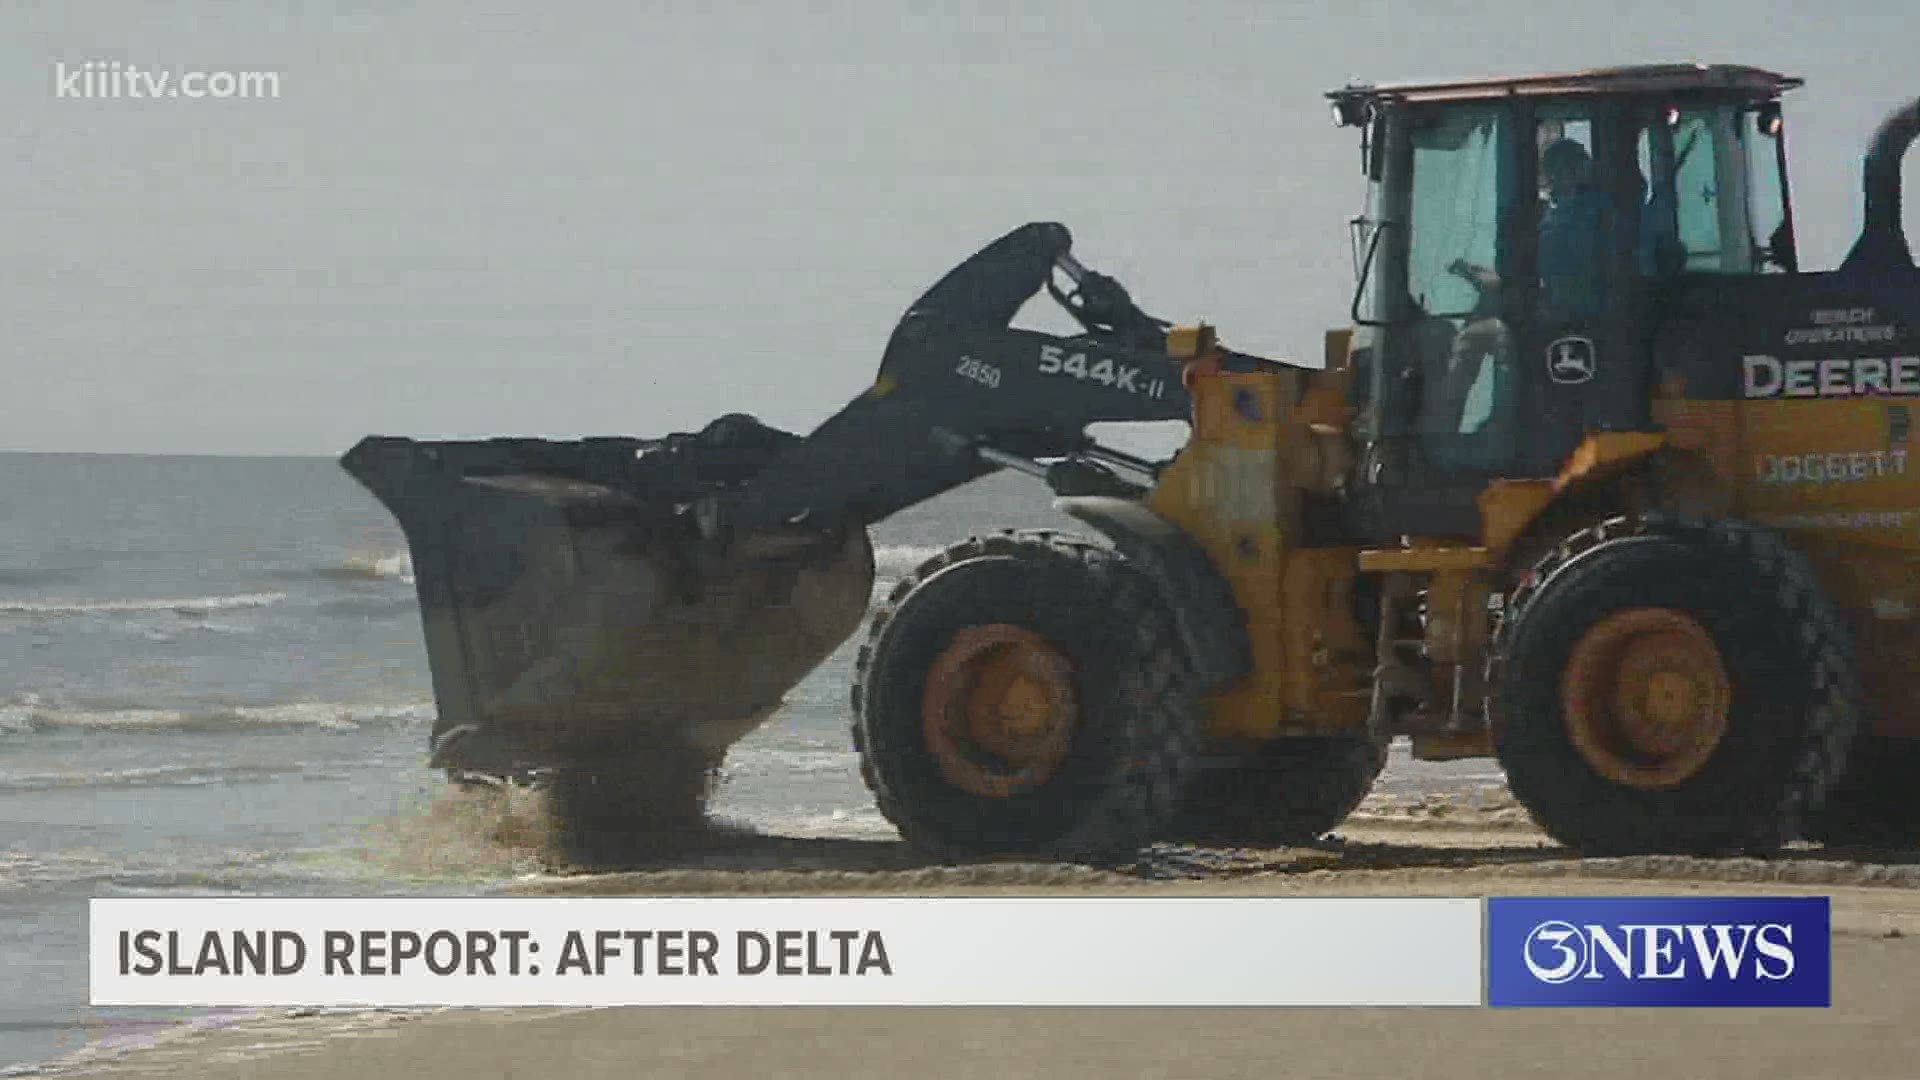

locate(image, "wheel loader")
(343, 63), (1920, 864)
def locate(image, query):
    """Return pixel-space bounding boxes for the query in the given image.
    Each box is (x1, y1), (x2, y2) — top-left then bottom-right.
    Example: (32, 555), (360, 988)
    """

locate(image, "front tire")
(1489, 515), (1859, 856)
(851, 531), (1198, 864)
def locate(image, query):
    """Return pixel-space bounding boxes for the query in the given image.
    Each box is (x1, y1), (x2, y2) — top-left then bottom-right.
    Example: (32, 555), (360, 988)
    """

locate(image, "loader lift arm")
(691, 222), (1198, 550)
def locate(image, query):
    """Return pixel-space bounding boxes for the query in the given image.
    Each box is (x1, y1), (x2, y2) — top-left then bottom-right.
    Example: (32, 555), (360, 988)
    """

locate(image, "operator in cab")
(1535, 137), (1611, 323)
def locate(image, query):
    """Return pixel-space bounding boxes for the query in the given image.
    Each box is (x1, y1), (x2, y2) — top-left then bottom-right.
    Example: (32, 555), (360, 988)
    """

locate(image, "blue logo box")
(1487, 896), (1830, 1007)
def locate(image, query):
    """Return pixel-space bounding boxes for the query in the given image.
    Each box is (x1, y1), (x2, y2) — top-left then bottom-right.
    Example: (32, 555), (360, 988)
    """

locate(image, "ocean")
(0, 452), (1497, 1072)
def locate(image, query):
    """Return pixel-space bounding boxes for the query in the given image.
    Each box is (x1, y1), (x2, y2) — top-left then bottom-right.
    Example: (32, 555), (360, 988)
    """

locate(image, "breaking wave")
(0, 762), (337, 793)
(0, 592), (287, 617)
(307, 551), (415, 585)
(0, 849), (123, 893)
(0, 701), (435, 736)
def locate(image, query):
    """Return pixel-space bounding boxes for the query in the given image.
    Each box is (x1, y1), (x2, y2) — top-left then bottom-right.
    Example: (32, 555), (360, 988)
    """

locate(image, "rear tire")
(1489, 514), (1859, 856)
(851, 531), (1199, 865)
(1170, 737), (1387, 845)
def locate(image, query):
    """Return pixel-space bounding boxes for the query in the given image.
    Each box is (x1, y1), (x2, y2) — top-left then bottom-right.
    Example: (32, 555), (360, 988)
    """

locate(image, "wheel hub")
(922, 624), (1077, 798)
(1561, 607), (1731, 789)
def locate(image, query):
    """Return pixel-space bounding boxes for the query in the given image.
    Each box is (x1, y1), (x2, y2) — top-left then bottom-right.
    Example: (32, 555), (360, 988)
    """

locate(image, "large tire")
(1488, 514), (1860, 856)
(1170, 737), (1388, 845)
(851, 531), (1199, 864)
(1807, 733), (1920, 848)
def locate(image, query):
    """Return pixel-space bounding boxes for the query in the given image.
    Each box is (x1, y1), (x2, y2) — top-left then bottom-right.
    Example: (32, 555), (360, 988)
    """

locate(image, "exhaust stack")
(1841, 96), (1920, 274)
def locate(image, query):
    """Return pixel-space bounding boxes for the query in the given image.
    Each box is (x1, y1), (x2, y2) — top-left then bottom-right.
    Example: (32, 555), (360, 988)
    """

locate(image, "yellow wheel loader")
(343, 63), (1920, 864)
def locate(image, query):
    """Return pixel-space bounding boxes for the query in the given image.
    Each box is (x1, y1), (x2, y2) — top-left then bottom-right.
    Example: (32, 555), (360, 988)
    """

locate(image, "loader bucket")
(338, 423), (876, 814)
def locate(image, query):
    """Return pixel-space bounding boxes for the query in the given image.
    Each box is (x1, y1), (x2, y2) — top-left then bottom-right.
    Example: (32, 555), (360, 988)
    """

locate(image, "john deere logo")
(1547, 337), (1596, 384)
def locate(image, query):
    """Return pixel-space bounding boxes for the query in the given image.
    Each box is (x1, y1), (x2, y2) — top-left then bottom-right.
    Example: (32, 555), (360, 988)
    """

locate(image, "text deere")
(1743, 354), (1920, 399)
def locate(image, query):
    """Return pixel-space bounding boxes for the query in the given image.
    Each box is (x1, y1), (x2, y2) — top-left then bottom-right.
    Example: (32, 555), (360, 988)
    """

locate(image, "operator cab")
(1330, 64), (1801, 538)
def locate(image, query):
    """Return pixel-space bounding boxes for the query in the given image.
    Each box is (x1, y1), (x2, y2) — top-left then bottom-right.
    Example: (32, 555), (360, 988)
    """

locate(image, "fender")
(1053, 494), (1253, 694)
(1479, 431), (1676, 563)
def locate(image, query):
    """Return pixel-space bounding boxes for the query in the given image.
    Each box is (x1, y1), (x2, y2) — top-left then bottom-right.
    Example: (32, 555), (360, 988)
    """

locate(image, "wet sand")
(35, 797), (1920, 1080)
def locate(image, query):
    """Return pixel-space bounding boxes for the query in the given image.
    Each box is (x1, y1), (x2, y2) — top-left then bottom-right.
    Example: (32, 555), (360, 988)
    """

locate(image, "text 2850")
(953, 356), (1002, 389)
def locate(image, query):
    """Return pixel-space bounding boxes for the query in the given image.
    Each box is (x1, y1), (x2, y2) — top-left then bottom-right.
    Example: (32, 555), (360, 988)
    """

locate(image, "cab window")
(1399, 105), (1520, 469)
(1637, 104), (1784, 276)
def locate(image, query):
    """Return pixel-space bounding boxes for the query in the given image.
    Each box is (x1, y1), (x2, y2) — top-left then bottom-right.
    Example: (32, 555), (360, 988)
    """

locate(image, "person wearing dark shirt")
(1536, 138), (1610, 323)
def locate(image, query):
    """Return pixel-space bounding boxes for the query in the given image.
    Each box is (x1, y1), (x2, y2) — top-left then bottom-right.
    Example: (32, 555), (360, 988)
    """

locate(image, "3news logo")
(1487, 897), (1831, 1007)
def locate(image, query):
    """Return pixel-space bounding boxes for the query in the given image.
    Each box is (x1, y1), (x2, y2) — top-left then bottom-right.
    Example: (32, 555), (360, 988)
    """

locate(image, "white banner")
(91, 897), (1482, 1007)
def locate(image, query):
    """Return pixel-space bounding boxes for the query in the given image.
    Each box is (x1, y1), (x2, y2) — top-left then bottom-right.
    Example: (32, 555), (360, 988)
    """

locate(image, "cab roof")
(1327, 63), (1802, 110)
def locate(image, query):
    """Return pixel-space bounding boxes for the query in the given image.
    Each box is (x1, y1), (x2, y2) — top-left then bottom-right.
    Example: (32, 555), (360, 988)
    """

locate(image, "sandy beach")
(32, 796), (1920, 1080)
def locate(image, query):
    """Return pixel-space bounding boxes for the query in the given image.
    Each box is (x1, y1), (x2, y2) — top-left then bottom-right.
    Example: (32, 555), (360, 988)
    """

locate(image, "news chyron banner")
(89, 895), (1833, 1008)
(90, 897), (1483, 1007)
(1486, 896), (1831, 1007)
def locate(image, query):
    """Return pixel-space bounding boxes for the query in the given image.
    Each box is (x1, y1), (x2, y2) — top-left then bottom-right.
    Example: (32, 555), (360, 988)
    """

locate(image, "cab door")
(1354, 97), (1652, 537)
(1503, 100), (1650, 476)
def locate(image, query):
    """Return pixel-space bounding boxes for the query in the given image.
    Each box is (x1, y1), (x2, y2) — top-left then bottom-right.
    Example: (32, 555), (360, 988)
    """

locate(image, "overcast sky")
(3, 0), (1915, 455)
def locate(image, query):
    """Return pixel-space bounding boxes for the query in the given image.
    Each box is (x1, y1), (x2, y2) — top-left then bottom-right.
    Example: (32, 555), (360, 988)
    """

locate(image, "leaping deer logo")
(1547, 336), (1596, 385)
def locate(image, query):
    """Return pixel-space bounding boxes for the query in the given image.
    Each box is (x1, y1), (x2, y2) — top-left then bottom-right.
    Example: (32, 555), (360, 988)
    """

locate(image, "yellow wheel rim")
(1561, 607), (1731, 790)
(921, 624), (1077, 798)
